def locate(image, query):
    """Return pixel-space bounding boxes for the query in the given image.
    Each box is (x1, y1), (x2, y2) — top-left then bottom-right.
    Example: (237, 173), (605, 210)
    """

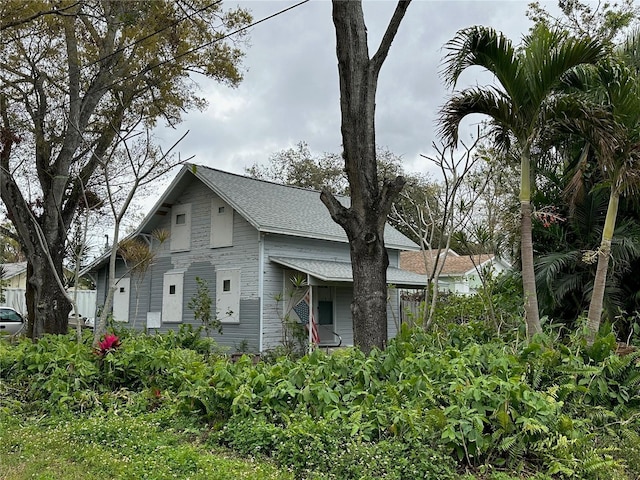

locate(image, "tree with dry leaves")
(0, 0), (251, 338)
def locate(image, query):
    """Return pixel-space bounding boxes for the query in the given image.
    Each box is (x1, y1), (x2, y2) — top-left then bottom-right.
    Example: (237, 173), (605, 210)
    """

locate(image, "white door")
(112, 277), (130, 322)
(162, 272), (184, 323)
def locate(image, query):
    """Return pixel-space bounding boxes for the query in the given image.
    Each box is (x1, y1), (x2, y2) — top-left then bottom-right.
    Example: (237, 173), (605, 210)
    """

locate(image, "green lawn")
(0, 412), (292, 480)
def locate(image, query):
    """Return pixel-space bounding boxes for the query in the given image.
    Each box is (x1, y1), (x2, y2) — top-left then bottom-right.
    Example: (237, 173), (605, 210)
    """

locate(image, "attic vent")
(218, 206), (225, 214)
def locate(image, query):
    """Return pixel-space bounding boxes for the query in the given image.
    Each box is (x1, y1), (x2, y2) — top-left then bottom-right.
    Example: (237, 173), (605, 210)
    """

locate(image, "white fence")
(1, 288), (97, 319)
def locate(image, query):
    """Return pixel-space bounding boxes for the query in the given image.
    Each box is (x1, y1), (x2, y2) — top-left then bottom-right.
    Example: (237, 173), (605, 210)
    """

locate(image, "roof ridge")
(189, 162), (348, 198)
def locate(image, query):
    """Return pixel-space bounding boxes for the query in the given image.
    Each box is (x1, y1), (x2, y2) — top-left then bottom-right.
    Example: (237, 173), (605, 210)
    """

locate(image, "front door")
(316, 286), (335, 344)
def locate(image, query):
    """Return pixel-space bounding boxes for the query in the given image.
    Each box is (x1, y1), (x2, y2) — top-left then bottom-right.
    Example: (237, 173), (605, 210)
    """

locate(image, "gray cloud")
(158, 0), (558, 178)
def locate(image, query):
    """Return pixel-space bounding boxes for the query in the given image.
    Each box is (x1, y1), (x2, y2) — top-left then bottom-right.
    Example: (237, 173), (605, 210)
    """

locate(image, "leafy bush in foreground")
(1, 321), (639, 479)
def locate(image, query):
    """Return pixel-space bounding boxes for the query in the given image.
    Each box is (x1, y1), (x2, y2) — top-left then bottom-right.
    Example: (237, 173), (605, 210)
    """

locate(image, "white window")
(210, 198), (233, 248)
(216, 268), (240, 323)
(170, 204), (191, 252)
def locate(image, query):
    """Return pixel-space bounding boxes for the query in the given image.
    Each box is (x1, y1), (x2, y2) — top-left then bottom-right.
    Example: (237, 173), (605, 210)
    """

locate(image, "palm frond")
(610, 221), (640, 267)
(523, 25), (605, 108)
(572, 188), (608, 241)
(535, 250), (582, 302)
(617, 28), (640, 73)
(553, 271), (588, 305)
(438, 87), (513, 145)
(563, 143), (590, 215)
(441, 26), (520, 95)
(542, 93), (619, 165)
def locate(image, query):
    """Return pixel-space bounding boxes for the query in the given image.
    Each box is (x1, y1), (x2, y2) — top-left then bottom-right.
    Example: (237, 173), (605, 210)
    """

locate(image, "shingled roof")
(144, 164), (418, 251)
(400, 250), (495, 276)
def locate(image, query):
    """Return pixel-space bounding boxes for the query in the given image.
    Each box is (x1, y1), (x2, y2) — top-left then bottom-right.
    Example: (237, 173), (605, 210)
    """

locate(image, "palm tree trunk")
(521, 201), (542, 338)
(586, 190), (619, 345)
(520, 150), (541, 339)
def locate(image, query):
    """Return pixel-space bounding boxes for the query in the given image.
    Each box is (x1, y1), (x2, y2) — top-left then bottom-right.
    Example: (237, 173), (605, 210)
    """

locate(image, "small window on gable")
(218, 206), (225, 214)
(223, 279), (231, 292)
(175, 213), (186, 225)
(169, 285), (176, 295)
(119, 287), (125, 293)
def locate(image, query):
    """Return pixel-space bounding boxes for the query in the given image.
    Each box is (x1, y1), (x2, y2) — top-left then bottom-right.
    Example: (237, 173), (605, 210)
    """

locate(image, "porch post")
(307, 275), (313, 353)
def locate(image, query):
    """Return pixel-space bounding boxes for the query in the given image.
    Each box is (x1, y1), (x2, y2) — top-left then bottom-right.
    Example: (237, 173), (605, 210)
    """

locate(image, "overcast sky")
(154, 0), (559, 181)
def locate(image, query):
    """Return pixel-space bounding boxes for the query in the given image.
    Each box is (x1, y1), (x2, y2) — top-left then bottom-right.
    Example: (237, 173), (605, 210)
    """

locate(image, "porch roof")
(269, 257), (428, 288)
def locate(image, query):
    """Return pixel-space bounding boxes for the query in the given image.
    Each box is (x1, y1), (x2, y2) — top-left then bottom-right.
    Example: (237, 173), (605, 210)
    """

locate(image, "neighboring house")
(0, 262), (97, 317)
(1, 262), (27, 289)
(84, 164), (427, 353)
(400, 250), (511, 294)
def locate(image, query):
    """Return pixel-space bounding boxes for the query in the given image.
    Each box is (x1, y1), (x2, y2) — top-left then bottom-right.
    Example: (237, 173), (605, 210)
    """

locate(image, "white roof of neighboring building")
(0, 262), (27, 280)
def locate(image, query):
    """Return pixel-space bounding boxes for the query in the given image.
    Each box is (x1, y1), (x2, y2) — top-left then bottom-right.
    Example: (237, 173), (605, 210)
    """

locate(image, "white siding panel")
(216, 268), (241, 324)
(170, 204), (191, 252)
(162, 271), (184, 323)
(210, 198), (233, 248)
(112, 277), (130, 322)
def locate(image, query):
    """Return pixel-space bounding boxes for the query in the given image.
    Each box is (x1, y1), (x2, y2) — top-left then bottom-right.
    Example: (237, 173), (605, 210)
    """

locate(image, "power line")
(108, 0), (312, 89)
(4, 0), (311, 122)
(84, 1), (224, 70)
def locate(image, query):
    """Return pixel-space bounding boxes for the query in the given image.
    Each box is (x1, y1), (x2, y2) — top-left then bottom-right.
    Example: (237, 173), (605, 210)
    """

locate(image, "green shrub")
(2, 322), (639, 478)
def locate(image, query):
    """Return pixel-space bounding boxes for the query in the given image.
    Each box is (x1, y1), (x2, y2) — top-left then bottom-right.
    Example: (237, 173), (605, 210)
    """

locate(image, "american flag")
(293, 288), (320, 345)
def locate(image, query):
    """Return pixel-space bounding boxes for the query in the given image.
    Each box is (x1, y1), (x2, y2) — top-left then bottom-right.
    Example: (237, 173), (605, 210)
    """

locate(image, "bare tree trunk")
(322, 0), (410, 353)
(94, 218), (121, 344)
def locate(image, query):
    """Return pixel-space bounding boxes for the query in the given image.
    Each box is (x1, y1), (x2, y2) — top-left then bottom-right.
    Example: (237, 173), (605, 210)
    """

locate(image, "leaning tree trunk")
(586, 190), (619, 345)
(322, 0), (410, 353)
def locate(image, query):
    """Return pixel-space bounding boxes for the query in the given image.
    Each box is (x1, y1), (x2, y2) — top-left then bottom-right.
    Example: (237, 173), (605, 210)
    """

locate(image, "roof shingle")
(400, 251), (494, 276)
(191, 165), (418, 250)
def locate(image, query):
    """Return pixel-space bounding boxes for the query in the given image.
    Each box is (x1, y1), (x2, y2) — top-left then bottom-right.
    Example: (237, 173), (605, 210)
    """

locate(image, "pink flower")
(97, 334), (120, 355)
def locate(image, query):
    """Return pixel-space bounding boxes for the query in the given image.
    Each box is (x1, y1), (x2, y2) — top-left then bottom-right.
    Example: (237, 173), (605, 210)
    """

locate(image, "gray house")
(86, 164), (426, 353)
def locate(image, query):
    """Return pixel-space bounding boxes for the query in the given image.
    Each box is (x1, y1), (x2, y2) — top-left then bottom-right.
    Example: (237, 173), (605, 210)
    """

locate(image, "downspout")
(258, 232), (264, 352)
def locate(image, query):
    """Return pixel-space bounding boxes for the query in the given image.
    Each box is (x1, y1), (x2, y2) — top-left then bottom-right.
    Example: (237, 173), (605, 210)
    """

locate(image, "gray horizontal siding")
(148, 260), (260, 353)
(261, 234), (353, 350)
(151, 176), (260, 297)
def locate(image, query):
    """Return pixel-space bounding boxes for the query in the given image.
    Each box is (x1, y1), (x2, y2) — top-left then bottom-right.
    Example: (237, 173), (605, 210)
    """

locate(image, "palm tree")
(439, 25), (604, 339)
(569, 40), (640, 344)
(535, 188), (640, 327)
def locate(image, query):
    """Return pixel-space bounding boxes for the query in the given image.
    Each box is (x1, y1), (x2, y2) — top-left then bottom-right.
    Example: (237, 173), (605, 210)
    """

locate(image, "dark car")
(0, 307), (25, 336)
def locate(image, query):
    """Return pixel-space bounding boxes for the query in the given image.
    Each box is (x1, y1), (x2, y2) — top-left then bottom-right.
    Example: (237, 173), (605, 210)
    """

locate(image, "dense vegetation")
(1, 301), (638, 480)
